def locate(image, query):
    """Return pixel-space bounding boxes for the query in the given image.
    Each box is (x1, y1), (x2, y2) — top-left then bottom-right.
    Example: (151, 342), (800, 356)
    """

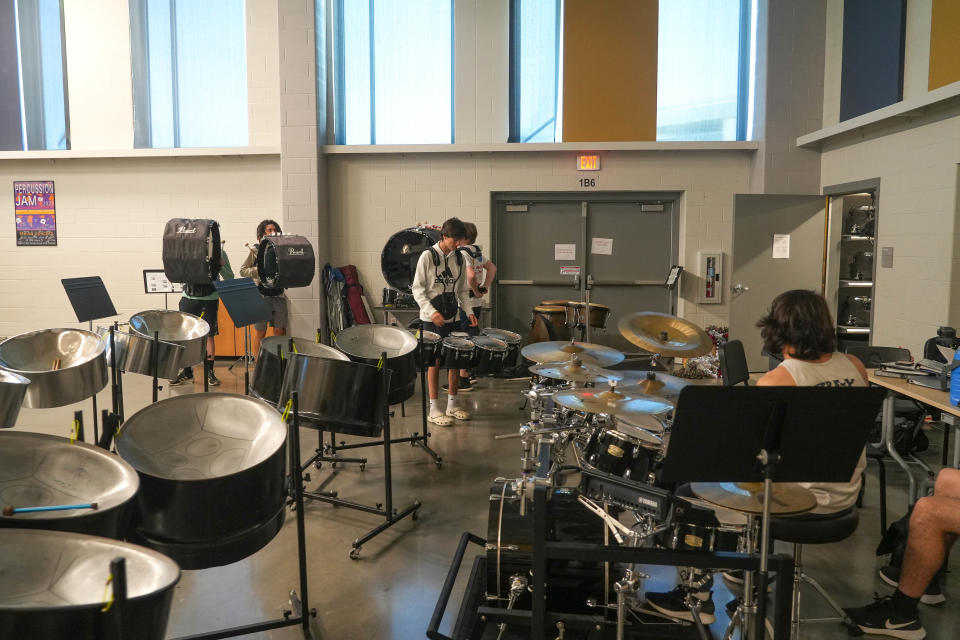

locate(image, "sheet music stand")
(661, 385), (886, 640)
(214, 278), (271, 395)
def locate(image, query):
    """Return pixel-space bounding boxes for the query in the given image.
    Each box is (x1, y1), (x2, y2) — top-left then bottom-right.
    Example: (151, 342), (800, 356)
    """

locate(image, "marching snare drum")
(583, 424), (663, 484)
(438, 337), (477, 370)
(481, 328), (522, 369)
(417, 330), (442, 368)
(471, 336), (508, 377)
(529, 305), (570, 343)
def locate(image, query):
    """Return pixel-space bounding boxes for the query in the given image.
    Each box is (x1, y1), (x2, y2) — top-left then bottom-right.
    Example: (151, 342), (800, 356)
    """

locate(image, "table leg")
(883, 390), (916, 507)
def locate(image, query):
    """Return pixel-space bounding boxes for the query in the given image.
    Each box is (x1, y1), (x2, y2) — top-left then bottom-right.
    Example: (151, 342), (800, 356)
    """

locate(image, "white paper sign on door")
(772, 234), (790, 259)
(554, 243), (576, 261)
(591, 237), (613, 255)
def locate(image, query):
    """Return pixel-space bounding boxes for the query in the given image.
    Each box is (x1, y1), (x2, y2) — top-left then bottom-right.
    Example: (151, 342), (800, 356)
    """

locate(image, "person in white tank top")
(756, 289), (870, 514)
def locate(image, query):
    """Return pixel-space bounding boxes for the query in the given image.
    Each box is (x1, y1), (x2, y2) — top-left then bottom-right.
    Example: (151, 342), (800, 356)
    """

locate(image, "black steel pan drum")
(0, 370), (29, 428)
(116, 393), (287, 570)
(0, 431), (139, 538)
(417, 330), (442, 368)
(481, 328), (521, 368)
(280, 354), (389, 437)
(439, 337), (477, 370)
(97, 328), (184, 380)
(129, 310), (210, 368)
(251, 336), (348, 405)
(381, 226), (442, 293)
(471, 336), (508, 376)
(0, 328), (108, 408)
(0, 528), (179, 640)
(335, 324), (418, 404)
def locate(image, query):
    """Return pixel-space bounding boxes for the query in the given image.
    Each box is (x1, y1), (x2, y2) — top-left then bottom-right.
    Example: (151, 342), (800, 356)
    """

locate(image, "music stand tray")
(61, 276), (118, 323)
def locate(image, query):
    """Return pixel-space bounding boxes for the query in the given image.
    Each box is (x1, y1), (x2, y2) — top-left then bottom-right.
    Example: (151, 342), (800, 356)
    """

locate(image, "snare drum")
(439, 337), (477, 370)
(565, 302), (611, 329)
(482, 328), (522, 369)
(659, 497), (749, 553)
(529, 305), (570, 343)
(583, 426), (663, 484)
(417, 330), (442, 368)
(471, 336), (508, 377)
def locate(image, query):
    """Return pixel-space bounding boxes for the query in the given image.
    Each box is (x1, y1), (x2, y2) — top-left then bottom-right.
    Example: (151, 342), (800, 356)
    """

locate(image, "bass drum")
(381, 226), (442, 294)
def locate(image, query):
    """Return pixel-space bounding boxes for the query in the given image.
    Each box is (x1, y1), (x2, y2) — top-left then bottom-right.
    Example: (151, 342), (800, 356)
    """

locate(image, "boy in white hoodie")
(411, 218), (476, 426)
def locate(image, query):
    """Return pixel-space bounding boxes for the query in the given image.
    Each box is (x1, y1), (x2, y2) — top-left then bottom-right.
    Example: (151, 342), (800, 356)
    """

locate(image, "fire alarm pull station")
(697, 251), (722, 304)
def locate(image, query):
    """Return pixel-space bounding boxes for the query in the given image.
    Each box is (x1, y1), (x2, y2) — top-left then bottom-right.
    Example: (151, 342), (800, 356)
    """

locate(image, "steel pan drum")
(251, 336), (348, 405)
(0, 370), (29, 428)
(280, 353), (389, 437)
(0, 432), (139, 538)
(0, 528), (179, 640)
(116, 393), (287, 569)
(97, 328), (185, 380)
(335, 324), (418, 404)
(0, 329), (108, 409)
(129, 310), (209, 368)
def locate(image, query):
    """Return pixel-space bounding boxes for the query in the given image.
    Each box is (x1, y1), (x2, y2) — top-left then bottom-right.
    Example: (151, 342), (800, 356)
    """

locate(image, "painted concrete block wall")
(327, 150), (753, 332)
(0, 155), (281, 339)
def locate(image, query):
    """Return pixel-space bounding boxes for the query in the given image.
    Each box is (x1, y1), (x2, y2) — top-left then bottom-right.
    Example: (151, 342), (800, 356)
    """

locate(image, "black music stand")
(661, 385), (886, 639)
(214, 278), (271, 394)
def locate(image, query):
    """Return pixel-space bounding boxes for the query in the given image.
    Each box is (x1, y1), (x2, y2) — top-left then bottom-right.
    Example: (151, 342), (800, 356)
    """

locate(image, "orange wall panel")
(929, 0), (960, 90)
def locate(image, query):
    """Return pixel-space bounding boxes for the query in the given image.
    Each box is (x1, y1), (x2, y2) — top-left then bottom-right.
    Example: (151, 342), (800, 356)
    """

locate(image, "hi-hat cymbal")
(615, 371), (691, 399)
(691, 482), (817, 515)
(617, 312), (713, 358)
(553, 388), (673, 418)
(529, 360), (620, 384)
(520, 341), (625, 367)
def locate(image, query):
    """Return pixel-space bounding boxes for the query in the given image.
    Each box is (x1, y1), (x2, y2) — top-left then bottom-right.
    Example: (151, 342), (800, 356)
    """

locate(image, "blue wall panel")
(839, 0), (906, 122)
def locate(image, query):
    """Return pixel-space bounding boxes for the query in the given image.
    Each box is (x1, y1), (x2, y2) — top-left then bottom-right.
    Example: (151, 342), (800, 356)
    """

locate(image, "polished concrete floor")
(9, 362), (959, 639)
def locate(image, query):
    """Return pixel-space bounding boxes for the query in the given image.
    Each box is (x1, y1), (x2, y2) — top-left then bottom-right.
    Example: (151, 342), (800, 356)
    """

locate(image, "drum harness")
(427, 245), (465, 322)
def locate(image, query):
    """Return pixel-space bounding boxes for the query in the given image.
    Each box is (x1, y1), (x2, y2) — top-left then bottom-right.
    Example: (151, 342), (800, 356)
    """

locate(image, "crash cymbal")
(617, 312), (713, 358)
(553, 388), (673, 418)
(520, 341), (625, 367)
(529, 360), (620, 384)
(691, 482), (817, 515)
(615, 371), (691, 399)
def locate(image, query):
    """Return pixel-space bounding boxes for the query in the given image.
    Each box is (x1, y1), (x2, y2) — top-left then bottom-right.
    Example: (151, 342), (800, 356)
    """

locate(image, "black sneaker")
(170, 370), (193, 386)
(844, 595), (926, 639)
(645, 586), (716, 624)
(207, 371), (221, 387)
(721, 569), (774, 592)
(879, 566), (945, 606)
(441, 379), (473, 393)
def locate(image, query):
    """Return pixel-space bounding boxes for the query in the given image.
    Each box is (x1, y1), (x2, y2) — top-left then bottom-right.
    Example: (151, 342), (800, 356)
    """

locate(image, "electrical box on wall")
(697, 251), (722, 304)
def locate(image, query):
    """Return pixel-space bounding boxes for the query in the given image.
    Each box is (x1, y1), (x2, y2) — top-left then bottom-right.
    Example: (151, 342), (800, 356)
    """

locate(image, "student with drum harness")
(412, 218), (476, 427)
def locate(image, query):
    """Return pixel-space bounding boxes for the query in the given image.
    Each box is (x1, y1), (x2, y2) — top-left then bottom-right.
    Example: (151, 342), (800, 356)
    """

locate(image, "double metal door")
(493, 194), (678, 352)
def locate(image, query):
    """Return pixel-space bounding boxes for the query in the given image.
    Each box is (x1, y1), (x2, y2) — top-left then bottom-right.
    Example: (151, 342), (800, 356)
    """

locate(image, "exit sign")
(576, 154), (600, 171)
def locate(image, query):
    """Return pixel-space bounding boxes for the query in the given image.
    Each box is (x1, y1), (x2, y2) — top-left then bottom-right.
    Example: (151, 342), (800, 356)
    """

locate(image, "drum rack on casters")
(102, 392), (321, 640)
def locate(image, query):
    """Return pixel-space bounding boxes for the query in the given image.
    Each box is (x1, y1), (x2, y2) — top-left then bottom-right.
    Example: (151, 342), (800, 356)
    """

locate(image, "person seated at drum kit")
(646, 290), (870, 624)
(240, 220), (289, 359)
(171, 247), (234, 387)
(844, 467), (960, 639)
(412, 217), (476, 426)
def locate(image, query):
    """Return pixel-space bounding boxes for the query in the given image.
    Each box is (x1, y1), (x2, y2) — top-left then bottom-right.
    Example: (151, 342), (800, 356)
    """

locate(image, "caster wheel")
(304, 473), (312, 482)
(435, 460), (442, 469)
(376, 503), (383, 510)
(313, 461), (322, 470)
(412, 510), (419, 521)
(331, 462), (337, 469)
(360, 463), (366, 472)
(349, 548), (361, 560)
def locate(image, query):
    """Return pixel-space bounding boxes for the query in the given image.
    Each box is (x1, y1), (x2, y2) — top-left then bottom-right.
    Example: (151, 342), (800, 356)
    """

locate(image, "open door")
(729, 195), (826, 371)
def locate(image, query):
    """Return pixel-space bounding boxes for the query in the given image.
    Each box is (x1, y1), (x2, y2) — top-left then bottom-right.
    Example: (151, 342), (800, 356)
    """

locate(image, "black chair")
(718, 339), (749, 386)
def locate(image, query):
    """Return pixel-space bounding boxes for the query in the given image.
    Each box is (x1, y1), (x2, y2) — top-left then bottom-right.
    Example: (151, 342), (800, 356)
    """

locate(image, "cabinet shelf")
(838, 325), (871, 334)
(839, 280), (873, 287)
(841, 234), (875, 242)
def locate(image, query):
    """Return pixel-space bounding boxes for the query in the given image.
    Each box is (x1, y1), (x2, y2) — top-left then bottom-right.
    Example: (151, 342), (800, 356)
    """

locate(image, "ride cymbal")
(691, 482), (817, 515)
(615, 371), (691, 399)
(617, 312), (713, 358)
(529, 360), (620, 384)
(520, 341), (625, 367)
(553, 388), (673, 418)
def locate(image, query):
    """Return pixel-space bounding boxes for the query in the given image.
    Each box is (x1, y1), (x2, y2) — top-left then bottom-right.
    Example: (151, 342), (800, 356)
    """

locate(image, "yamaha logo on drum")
(176, 226), (198, 234)
(287, 248), (305, 256)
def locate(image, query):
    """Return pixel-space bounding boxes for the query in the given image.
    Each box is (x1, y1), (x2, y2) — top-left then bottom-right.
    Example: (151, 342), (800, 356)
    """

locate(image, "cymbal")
(553, 388), (673, 418)
(529, 360), (620, 384)
(615, 371), (691, 399)
(617, 312), (713, 358)
(691, 482), (817, 515)
(520, 341), (625, 367)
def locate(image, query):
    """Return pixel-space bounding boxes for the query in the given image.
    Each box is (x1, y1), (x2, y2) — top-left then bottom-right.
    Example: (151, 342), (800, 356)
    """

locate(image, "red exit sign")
(576, 154), (600, 171)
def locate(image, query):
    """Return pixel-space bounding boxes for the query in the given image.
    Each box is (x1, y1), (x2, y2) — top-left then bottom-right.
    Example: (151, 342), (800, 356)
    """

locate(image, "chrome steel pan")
(0, 431), (139, 538)
(0, 370), (29, 428)
(335, 324), (418, 405)
(97, 328), (185, 380)
(0, 528), (179, 640)
(129, 310), (209, 367)
(116, 393), (287, 569)
(251, 336), (348, 406)
(280, 353), (389, 437)
(0, 329), (108, 408)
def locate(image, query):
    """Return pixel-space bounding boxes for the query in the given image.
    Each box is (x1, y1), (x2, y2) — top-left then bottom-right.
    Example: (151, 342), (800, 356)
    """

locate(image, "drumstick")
(51, 358), (61, 370)
(2, 502), (99, 516)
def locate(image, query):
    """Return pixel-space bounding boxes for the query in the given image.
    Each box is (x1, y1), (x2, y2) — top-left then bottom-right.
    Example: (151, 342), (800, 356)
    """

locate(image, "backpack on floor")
(339, 264), (370, 325)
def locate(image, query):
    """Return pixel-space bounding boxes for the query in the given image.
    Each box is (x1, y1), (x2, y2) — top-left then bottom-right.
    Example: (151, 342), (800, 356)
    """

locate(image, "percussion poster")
(14, 180), (57, 246)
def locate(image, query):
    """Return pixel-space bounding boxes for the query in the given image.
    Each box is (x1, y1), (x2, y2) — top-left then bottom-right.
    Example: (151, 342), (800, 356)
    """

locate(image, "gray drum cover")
(162, 218), (221, 285)
(257, 234), (316, 289)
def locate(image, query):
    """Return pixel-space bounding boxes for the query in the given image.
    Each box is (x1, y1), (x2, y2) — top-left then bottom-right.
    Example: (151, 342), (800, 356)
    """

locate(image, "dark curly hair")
(256, 219), (282, 241)
(757, 290), (836, 360)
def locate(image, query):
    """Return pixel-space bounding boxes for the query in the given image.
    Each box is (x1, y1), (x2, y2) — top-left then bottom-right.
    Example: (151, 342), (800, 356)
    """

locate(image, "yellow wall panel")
(929, 0), (960, 91)
(562, 0), (658, 142)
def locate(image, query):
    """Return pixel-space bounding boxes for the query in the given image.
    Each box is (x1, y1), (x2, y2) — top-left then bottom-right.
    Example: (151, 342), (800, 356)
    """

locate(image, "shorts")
(458, 307), (482, 336)
(421, 320), (458, 339)
(254, 294), (289, 332)
(179, 297), (219, 336)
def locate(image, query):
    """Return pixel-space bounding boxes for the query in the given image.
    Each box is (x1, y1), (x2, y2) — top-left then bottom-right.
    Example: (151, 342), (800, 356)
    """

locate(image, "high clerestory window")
(332, 0), (454, 145)
(129, 0), (248, 148)
(0, 0), (69, 151)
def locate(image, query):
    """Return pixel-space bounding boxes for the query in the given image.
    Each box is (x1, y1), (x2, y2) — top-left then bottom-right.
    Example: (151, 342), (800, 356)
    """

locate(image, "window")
(130, 0), (248, 148)
(332, 0), (454, 145)
(0, 0), (69, 151)
(509, 0), (562, 143)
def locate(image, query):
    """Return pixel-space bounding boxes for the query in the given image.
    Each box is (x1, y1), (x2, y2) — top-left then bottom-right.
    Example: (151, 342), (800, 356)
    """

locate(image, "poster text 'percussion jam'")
(335, 324), (419, 405)
(116, 393), (288, 570)
(0, 431), (139, 538)
(250, 335), (348, 406)
(129, 309), (210, 368)
(0, 328), (108, 408)
(0, 528), (180, 640)
(0, 370), (30, 428)
(97, 328), (185, 380)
